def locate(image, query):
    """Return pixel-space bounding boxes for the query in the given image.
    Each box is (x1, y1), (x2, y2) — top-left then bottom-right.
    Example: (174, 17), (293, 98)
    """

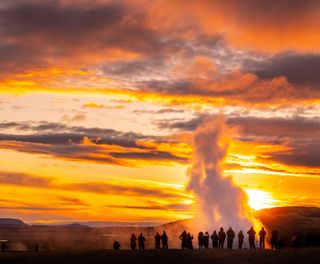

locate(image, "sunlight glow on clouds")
(0, 0), (319, 223)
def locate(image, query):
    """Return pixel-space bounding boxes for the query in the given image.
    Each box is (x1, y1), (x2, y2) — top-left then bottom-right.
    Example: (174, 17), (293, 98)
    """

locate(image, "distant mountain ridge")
(0, 218), (28, 226)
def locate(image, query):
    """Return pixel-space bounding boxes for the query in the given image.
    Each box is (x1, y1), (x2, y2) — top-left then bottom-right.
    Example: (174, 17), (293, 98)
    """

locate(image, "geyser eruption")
(187, 116), (256, 231)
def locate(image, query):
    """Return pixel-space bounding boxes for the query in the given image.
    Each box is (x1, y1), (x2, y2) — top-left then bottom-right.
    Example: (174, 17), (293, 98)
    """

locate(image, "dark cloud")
(157, 115), (320, 139)
(268, 142), (320, 168)
(0, 43), (46, 75)
(101, 58), (167, 80)
(134, 108), (185, 114)
(157, 115), (320, 168)
(0, 121), (186, 166)
(0, 1), (318, 104)
(156, 108), (185, 114)
(0, 121), (148, 147)
(0, 171), (52, 187)
(0, 0), (166, 75)
(244, 53), (320, 88)
(228, 0), (320, 25)
(0, 0), (198, 78)
(135, 73), (310, 104)
(157, 115), (203, 131)
(0, 1), (124, 40)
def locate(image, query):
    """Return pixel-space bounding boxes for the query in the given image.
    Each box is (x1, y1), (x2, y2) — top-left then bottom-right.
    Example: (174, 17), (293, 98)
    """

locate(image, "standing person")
(211, 230), (219, 248)
(161, 231), (169, 249)
(218, 227), (226, 248)
(113, 241), (121, 250)
(179, 230), (188, 250)
(203, 232), (210, 249)
(187, 232), (194, 249)
(238, 231), (244, 249)
(226, 227), (235, 249)
(155, 232), (161, 249)
(270, 229), (279, 250)
(198, 232), (204, 249)
(247, 226), (256, 250)
(130, 234), (137, 250)
(259, 227), (267, 250)
(138, 233), (146, 250)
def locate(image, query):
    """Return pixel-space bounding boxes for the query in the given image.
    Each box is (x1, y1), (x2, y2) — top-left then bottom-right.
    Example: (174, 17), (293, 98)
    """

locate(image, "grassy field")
(0, 248), (319, 264)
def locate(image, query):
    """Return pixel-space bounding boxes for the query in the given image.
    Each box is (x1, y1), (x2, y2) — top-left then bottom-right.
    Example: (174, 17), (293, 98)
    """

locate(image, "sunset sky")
(0, 0), (319, 224)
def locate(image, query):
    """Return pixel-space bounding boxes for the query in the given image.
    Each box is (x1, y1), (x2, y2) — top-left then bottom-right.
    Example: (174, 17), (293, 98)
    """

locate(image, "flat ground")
(0, 248), (319, 264)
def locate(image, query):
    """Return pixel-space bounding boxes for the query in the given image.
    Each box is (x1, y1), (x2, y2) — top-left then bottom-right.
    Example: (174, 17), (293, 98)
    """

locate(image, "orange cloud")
(144, 0), (320, 52)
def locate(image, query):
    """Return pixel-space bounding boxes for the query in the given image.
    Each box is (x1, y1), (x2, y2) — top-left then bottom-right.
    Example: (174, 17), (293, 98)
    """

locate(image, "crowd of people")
(179, 227), (272, 250)
(124, 231), (169, 251)
(113, 226), (280, 251)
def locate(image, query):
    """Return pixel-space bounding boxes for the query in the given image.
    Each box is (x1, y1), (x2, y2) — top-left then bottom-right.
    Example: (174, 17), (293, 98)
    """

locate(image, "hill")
(0, 218), (28, 227)
(256, 207), (320, 247)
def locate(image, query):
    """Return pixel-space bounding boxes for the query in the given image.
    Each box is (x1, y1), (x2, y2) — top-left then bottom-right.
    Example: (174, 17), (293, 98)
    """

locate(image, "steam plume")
(187, 116), (255, 230)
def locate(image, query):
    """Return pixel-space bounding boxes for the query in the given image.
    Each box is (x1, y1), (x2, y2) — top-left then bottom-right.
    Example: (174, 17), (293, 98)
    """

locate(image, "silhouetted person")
(291, 235), (302, 248)
(226, 227), (235, 249)
(179, 230), (188, 250)
(187, 232), (193, 249)
(270, 229), (279, 250)
(238, 231), (244, 249)
(1, 242), (5, 252)
(161, 231), (168, 249)
(198, 231), (204, 249)
(130, 234), (137, 250)
(203, 232), (210, 249)
(113, 241), (121, 250)
(259, 227), (267, 250)
(247, 226), (256, 250)
(211, 231), (219, 248)
(138, 233), (146, 250)
(218, 227), (226, 248)
(278, 238), (285, 249)
(155, 232), (161, 249)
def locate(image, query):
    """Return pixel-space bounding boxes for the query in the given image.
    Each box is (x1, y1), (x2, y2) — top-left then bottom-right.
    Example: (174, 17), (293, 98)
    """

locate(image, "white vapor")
(187, 116), (255, 231)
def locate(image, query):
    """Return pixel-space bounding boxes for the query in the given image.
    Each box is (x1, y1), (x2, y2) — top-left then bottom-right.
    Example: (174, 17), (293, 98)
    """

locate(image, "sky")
(0, 0), (319, 224)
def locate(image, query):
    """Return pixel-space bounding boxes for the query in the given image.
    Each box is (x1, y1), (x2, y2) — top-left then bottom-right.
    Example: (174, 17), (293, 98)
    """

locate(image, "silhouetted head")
(262, 227), (265, 230)
(229, 227), (232, 230)
(163, 231), (166, 234)
(239, 230), (243, 234)
(205, 232), (209, 235)
(213, 230), (217, 234)
(220, 227), (224, 231)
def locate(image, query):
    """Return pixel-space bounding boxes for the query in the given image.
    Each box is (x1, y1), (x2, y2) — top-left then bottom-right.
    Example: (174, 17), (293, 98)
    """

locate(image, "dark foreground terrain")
(0, 248), (319, 264)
